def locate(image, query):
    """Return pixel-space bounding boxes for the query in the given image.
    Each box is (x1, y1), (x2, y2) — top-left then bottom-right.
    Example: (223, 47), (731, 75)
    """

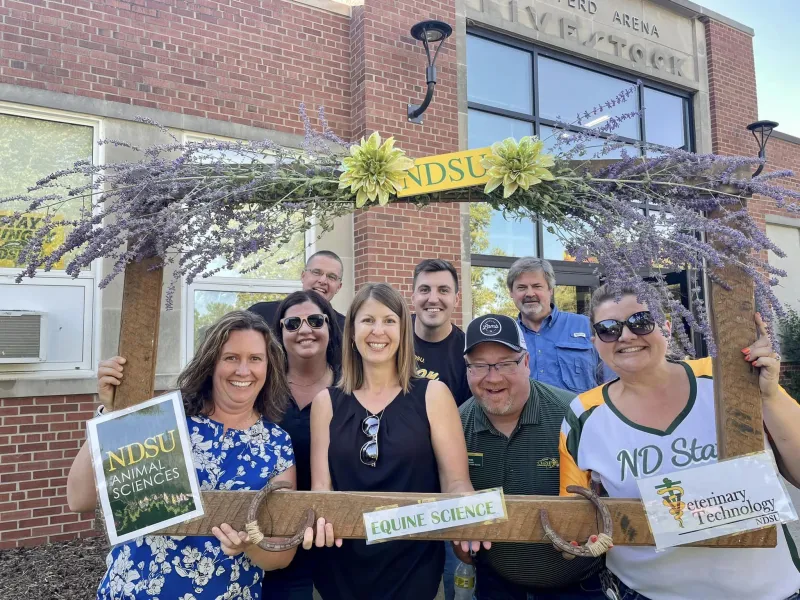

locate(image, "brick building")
(0, 0), (798, 548)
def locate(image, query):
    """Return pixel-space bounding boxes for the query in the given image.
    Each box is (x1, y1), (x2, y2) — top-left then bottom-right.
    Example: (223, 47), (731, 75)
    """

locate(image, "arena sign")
(467, 0), (699, 85)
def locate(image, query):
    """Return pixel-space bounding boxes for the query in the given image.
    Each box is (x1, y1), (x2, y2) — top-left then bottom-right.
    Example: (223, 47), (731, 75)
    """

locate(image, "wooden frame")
(107, 167), (775, 547)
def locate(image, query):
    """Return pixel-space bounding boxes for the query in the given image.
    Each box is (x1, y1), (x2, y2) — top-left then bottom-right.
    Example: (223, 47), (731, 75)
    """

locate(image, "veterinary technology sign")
(636, 451), (797, 550)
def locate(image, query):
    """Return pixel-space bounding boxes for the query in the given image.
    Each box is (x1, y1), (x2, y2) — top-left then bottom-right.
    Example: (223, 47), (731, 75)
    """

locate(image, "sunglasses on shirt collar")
(592, 310), (656, 342)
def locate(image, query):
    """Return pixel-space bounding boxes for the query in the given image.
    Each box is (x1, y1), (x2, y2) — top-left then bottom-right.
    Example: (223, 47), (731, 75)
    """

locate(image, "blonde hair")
(339, 283), (416, 394)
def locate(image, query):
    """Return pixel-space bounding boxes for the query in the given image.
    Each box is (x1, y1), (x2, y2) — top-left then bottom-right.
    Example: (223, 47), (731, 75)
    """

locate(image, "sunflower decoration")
(338, 132), (414, 208)
(481, 136), (556, 198)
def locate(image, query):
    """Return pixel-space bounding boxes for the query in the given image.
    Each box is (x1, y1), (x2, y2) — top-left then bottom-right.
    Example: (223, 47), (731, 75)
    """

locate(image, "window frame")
(182, 277), (303, 365)
(0, 103), (103, 376)
(467, 28), (696, 289)
(0, 102), (103, 281)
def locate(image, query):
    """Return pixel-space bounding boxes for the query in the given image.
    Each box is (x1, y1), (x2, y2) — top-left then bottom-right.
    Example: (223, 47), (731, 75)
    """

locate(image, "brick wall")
(0, 0), (352, 137)
(703, 18), (800, 266)
(349, 1), (463, 314)
(0, 395), (96, 549)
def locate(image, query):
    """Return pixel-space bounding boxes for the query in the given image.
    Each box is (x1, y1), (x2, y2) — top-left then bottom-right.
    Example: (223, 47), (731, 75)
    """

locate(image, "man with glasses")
(507, 257), (611, 393)
(457, 314), (605, 599)
(249, 250), (346, 332)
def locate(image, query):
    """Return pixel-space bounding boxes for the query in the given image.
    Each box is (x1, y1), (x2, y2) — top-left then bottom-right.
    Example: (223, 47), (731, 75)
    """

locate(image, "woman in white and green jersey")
(559, 283), (800, 600)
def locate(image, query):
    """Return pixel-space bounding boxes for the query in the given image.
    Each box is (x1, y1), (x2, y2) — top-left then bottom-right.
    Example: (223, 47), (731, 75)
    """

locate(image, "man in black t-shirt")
(411, 259), (470, 406)
(248, 250), (346, 332)
(411, 258), (471, 600)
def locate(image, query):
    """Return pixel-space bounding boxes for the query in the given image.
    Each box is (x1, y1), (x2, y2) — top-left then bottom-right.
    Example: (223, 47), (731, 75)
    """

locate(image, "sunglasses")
(280, 314), (328, 332)
(593, 310), (656, 343)
(360, 413), (380, 467)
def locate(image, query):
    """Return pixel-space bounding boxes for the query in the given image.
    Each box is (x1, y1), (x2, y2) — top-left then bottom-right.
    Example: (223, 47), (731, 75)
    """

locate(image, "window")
(766, 223), (800, 312)
(467, 31), (694, 313)
(182, 134), (306, 361)
(186, 281), (301, 354)
(0, 106), (99, 375)
(0, 112), (94, 273)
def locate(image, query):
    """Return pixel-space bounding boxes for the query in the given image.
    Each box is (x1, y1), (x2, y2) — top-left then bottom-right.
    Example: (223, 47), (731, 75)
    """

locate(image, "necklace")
(289, 367), (331, 388)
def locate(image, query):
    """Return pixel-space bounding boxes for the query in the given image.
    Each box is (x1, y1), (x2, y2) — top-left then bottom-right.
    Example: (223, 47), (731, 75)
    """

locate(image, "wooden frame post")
(113, 255), (164, 409)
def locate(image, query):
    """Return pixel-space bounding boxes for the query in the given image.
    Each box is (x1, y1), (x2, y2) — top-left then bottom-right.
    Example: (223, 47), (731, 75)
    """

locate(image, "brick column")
(349, 1), (463, 318)
(703, 18), (800, 253)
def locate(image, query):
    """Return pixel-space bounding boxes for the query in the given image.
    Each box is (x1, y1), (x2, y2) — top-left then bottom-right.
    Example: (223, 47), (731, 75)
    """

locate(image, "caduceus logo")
(655, 477), (686, 528)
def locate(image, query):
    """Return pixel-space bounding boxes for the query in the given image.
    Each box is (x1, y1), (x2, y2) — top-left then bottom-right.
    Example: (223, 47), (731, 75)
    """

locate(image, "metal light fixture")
(407, 20), (453, 124)
(746, 120), (779, 177)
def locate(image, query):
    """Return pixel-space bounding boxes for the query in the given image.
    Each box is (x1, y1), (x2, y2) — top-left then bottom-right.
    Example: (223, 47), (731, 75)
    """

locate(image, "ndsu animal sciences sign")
(396, 147), (491, 197)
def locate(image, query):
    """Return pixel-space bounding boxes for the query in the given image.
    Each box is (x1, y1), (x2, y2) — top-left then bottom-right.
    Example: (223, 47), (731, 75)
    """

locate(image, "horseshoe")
(540, 485), (614, 557)
(244, 480), (315, 552)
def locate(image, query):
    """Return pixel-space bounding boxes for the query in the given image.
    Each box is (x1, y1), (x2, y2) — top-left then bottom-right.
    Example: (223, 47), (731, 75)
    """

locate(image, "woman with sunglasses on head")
(303, 282), (489, 600)
(261, 290), (341, 600)
(558, 284), (800, 600)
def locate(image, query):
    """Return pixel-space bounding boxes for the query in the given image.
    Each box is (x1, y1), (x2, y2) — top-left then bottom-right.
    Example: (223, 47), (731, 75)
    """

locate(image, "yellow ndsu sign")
(396, 147), (491, 197)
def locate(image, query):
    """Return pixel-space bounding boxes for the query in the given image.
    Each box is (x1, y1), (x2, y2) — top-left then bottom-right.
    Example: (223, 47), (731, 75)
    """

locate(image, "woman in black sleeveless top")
(261, 290), (342, 600)
(303, 283), (488, 600)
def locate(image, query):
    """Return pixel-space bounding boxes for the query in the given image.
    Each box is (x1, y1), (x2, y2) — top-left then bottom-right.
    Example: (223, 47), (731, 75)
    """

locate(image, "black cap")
(464, 314), (528, 355)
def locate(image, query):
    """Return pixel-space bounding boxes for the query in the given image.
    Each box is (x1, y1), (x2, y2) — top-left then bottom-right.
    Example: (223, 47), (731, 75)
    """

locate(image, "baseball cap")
(464, 314), (528, 355)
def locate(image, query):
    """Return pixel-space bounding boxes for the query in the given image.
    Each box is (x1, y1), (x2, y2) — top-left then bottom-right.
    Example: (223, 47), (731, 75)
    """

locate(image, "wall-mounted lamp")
(407, 20), (453, 124)
(746, 120), (779, 178)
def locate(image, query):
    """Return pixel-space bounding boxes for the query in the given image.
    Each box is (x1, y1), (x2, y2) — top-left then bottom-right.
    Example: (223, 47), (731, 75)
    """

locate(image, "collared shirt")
(518, 305), (612, 393)
(459, 380), (602, 589)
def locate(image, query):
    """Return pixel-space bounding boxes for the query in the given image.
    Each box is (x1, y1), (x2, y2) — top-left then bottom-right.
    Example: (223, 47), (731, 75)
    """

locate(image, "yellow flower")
(481, 136), (555, 198)
(338, 132), (414, 208)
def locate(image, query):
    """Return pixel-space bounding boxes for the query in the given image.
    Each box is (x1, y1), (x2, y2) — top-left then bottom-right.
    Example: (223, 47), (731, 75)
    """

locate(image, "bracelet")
(95, 404), (106, 417)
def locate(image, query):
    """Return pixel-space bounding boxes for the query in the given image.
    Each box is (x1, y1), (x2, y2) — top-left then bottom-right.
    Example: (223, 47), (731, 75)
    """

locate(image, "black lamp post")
(407, 20), (453, 124)
(746, 120), (779, 178)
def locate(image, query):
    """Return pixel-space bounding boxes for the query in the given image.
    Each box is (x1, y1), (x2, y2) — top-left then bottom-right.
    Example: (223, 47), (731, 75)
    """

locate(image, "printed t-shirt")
(559, 357), (800, 600)
(413, 320), (471, 406)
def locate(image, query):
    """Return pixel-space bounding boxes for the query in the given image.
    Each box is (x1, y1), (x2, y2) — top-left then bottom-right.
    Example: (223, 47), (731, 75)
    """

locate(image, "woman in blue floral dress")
(67, 310), (298, 600)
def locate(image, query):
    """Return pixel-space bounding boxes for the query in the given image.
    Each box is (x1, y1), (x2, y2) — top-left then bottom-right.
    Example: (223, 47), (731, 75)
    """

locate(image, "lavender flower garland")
(1, 97), (796, 356)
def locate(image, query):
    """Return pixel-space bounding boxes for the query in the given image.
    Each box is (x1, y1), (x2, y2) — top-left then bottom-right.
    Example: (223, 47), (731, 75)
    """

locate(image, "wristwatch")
(94, 404), (106, 417)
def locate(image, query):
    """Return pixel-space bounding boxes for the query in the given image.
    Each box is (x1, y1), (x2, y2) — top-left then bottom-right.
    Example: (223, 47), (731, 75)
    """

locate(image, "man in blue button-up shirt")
(506, 257), (612, 393)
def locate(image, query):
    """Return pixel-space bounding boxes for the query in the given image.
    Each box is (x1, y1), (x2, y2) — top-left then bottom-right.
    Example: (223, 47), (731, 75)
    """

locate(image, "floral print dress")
(97, 414), (294, 600)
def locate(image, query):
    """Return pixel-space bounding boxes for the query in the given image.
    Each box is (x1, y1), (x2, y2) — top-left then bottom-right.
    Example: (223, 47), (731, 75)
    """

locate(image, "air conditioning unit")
(0, 311), (48, 363)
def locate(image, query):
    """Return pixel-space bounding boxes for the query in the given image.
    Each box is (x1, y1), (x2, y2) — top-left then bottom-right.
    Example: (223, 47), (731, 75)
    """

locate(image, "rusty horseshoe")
(540, 485), (614, 557)
(245, 480), (315, 552)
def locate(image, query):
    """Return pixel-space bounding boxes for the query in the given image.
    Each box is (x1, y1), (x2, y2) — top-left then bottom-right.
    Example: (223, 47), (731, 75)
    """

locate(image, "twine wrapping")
(586, 532), (614, 557)
(245, 520), (264, 545)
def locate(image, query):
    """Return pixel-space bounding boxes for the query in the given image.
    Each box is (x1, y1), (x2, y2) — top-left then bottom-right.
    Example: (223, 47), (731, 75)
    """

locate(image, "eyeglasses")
(593, 310), (656, 342)
(280, 314), (328, 332)
(466, 354), (526, 378)
(306, 268), (341, 283)
(360, 413), (381, 467)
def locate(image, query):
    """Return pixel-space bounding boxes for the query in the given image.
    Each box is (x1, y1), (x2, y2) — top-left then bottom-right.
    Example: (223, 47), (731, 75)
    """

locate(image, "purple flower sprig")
(2, 97), (797, 357)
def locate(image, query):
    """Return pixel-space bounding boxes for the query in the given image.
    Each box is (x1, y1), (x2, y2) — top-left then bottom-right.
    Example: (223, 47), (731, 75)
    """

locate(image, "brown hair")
(178, 310), (289, 422)
(339, 283), (416, 394)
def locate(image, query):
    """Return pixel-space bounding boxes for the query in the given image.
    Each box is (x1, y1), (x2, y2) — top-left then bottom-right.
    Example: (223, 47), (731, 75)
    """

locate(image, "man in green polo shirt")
(457, 314), (604, 599)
